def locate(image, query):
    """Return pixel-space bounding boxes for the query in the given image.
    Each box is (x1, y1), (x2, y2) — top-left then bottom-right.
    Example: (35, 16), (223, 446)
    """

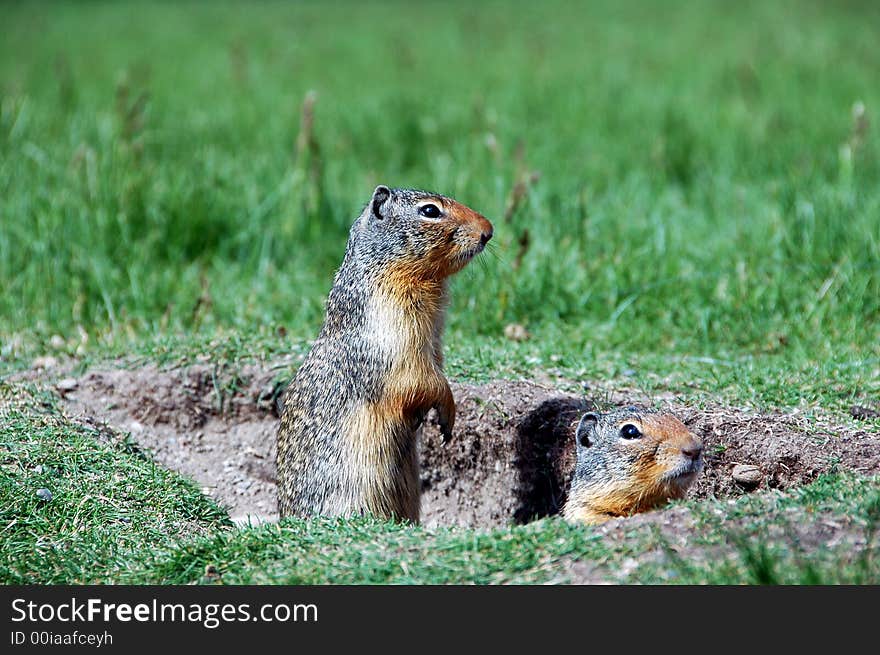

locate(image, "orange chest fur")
(377, 356), (447, 426)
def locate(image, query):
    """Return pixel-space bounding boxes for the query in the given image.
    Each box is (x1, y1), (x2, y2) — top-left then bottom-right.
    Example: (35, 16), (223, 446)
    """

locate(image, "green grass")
(0, 383), (230, 584)
(1, 1), (878, 379)
(17, 326), (876, 414)
(652, 473), (880, 584)
(134, 475), (880, 584)
(1, 0), (879, 584)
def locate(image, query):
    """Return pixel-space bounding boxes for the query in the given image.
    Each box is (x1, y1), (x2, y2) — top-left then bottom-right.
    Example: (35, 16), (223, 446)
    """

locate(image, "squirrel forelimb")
(435, 381), (455, 443)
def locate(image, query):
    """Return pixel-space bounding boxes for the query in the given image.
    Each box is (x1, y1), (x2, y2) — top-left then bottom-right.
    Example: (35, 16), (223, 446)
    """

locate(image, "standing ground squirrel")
(276, 185), (493, 523)
(562, 407), (703, 525)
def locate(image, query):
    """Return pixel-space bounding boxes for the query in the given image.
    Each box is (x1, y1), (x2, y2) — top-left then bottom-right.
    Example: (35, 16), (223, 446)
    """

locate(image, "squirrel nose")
(681, 444), (703, 461)
(480, 228), (493, 246)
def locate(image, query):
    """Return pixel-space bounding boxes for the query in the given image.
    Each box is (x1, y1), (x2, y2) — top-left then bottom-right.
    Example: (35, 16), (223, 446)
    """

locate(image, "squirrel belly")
(344, 285), (455, 521)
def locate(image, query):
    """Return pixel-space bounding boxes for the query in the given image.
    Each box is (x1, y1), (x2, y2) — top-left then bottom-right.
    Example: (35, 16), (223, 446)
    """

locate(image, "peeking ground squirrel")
(276, 185), (493, 523)
(562, 407), (703, 525)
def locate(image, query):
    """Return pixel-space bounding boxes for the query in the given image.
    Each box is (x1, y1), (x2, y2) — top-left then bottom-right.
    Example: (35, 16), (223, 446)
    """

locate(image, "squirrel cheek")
(657, 445), (685, 469)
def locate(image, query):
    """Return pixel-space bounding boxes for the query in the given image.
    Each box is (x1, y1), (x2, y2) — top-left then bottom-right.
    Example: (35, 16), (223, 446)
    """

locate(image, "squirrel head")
(351, 185), (494, 282)
(570, 406), (703, 517)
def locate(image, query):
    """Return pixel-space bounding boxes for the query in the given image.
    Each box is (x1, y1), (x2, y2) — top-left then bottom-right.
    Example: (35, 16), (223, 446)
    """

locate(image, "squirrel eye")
(620, 424), (642, 439)
(418, 203), (442, 219)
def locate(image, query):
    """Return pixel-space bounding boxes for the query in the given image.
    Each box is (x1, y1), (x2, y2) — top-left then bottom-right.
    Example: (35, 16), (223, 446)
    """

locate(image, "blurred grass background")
(1, 0), (878, 369)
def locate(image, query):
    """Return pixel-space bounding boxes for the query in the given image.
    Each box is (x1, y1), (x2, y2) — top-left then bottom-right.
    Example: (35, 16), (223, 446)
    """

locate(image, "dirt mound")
(50, 364), (880, 528)
(57, 365), (286, 521)
(679, 407), (880, 499)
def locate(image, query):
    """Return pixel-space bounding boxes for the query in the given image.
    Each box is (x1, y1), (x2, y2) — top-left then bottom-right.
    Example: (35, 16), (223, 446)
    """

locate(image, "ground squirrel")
(562, 407), (703, 525)
(276, 185), (493, 523)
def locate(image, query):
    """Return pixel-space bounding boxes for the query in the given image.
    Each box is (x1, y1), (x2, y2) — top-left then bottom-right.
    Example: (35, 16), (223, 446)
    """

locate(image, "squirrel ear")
(371, 185), (392, 220)
(575, 412), (599, 448)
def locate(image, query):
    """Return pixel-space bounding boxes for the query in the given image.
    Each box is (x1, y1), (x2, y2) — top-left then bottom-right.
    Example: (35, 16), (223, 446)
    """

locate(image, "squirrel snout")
(681, 443), (703, 461)
(477, 216), (493, 246)
(449, 202), (493, 250)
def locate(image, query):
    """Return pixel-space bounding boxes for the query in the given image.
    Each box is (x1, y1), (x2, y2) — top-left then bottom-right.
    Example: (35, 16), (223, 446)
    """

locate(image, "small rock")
(503, 323), (530, 342)
(257, 383), (277, 403)
(1, 334), (23, 358)
(49, 335), (66, 350)
(56, 378), (78, 394)
(36, 488), (53, 502)
(32, 356), (58, 370)
(128, 421), (144, 434)
(619, 557), (639, 576)
(732, 464), (762, 489)
(851, 405), (879, 421)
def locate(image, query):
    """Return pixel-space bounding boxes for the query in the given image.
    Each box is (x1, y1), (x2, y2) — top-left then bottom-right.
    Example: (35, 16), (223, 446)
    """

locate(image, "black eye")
(620, 424), (642, 439)
(418, 203), (442, 219)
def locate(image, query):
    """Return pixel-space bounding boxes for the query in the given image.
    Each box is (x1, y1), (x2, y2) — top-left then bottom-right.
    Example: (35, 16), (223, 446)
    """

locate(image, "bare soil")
(41, 363), (880, 529)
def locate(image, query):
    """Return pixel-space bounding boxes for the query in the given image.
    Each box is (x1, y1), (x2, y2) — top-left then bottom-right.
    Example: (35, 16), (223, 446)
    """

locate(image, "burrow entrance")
(46, 363), (880, 528)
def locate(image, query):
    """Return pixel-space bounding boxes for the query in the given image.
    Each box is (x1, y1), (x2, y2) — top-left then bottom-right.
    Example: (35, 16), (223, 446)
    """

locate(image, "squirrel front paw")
(438, 417), (453, 444)
(435, 384), (456, 444)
